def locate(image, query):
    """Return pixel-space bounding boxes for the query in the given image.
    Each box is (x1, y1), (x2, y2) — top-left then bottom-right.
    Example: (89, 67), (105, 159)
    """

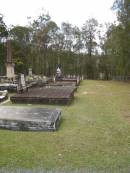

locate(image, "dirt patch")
(122, 111), (130, 122)
(82, 91), (95, 95)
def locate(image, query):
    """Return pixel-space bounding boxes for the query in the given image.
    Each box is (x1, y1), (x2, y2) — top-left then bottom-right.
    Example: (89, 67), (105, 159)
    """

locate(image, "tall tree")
(82, 18), (98, 57)
(61, 22), (73, 51)
(112, 0), (130, 78)
(10, 26), (32, 74)
(0, 14), (8, 41)
(73, 26), (83, 53)
(0, 14), (8, 75)
(31, 13), (60, 75)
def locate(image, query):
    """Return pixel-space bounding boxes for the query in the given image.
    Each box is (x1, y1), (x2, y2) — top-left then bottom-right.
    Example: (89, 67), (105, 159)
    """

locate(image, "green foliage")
(10, 26), (32, 46)
(82, 18), (98, 57)
(0, 43), (6, 75)
(9, 26), (32, 74)
(0, 14), (8, 40)
(102, 0), (130, 79)
(97, 0), (130, 80)
(1, 4), (130, 79)
(0, 11), (101, 78)
(0, 14), (8, 75)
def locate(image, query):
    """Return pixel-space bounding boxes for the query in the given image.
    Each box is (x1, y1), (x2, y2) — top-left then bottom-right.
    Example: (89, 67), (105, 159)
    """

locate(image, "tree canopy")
(0, 1), (130, 80)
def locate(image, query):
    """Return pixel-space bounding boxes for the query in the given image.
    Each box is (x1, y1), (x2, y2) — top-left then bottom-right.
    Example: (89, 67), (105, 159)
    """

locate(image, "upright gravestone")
(17, 74), (26, 93)
(21, 74), (26, 87)
(6, 40), (15, 78)
(28, 68), (32, 76)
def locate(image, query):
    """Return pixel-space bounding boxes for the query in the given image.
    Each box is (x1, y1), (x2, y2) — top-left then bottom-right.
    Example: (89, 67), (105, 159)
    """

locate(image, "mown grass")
(0, 80), (130, 172)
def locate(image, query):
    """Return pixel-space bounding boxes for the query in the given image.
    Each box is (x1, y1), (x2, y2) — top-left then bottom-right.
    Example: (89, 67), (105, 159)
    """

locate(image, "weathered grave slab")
(48, 81), (76, 87)
(0, 83), (17, 92)
(46, 84), (77, 92)
(61, 77), (81, 86)
(0, 107), (61, 131)
(10, 87), (75, 104)
(0, 90), (8, 102)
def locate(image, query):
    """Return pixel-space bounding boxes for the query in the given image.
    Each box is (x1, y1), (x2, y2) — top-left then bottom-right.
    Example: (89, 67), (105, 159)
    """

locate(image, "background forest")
(0, 0), (130, 80)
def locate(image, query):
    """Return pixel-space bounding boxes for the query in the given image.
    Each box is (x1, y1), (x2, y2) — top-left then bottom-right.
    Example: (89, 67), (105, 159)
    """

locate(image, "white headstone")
(6, 63), (15, 78)
(6, 40), (15, 78)
(21, 74), (26, 87)
(28, 68), (32, 76)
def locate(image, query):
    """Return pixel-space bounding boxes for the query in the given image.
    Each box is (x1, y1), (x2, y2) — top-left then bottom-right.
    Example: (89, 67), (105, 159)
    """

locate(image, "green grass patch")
(0, 80), (130, 172)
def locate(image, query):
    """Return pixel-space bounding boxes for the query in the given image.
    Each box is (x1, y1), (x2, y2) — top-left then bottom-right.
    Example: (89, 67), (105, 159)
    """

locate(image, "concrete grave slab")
(0, 107), (61, 131)
(10, 87), (75, 104)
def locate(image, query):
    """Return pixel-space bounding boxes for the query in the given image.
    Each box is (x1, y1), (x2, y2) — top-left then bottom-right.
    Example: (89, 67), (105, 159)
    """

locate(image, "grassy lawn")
(0, 80), (130, 172)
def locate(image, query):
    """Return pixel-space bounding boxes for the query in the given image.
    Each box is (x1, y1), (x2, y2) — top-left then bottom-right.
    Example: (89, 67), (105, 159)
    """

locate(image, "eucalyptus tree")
(72, 26), (84, 75)
(0, 14), (8, 75)
(0, 14), (8, 41)
(30, 13), (62, 75)
(59, 22), (74, 74)
(9, 26), (32, 73)
(113, 0), (130, 25)
(82, 18), (98, 57)
(73, 26), (83, 53)
(42, 20), (59, 75)
(112, 0), (130, 78)
(100, 23), (122, 79)
(31, 13), (51, 50)
(81, 18), (99, 78)
(61, 22), (74, 51)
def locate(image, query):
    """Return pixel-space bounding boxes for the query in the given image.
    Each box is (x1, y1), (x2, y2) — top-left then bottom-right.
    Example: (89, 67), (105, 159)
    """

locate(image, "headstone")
(52, 75), (55, 83)
(20, 74), (26, 87)
(28, 68), (32, 76)
(17, 74), (26, 93)
(68, 74), (70, 78)
(99, 73), (104, 80)
(6, 40), (15, 78)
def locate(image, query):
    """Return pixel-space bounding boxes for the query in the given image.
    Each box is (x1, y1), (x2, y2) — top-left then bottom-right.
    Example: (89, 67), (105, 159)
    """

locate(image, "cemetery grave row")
(10, 74), (80, 105)
(0, 39), (81, 131)
(0, 73), (81, 131)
